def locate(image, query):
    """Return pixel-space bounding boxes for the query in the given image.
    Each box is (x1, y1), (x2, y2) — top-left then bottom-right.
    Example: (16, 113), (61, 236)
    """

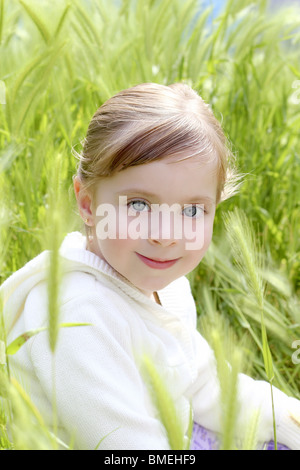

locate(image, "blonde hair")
(75, 82), (238, 203)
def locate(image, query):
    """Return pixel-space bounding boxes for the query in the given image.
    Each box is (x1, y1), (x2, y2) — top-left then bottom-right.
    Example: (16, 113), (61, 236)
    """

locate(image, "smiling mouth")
(136, 253), (180, 269)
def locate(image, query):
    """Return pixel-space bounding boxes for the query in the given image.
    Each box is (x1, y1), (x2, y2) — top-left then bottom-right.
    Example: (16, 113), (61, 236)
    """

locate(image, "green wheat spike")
(223, 208), (277, 448)
(141, 354), (186, 450)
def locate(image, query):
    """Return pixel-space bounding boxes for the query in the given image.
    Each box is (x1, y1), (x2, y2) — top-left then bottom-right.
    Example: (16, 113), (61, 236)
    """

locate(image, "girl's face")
(76, 155), (218, 298)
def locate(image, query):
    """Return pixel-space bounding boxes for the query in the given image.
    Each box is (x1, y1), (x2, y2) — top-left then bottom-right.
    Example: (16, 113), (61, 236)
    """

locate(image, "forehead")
(94, 155), (219, 204)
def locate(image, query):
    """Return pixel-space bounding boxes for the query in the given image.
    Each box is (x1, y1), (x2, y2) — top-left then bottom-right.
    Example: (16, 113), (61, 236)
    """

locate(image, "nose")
(148, 237), (178, 247)
(148, 210), (180, 247)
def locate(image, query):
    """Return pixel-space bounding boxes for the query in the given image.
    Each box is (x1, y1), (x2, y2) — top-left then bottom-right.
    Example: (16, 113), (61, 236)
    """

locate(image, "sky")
(201, 0), (299, 14)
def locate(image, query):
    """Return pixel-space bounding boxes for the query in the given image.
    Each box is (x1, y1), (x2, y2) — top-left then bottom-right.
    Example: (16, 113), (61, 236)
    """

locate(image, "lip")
(136, 253), (180, 270)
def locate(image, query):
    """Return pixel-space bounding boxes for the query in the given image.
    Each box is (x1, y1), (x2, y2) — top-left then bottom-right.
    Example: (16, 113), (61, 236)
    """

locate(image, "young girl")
(1, 83), (300, 450)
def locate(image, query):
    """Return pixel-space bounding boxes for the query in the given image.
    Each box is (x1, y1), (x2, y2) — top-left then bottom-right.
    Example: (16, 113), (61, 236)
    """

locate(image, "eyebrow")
(115, 189), (216, 205)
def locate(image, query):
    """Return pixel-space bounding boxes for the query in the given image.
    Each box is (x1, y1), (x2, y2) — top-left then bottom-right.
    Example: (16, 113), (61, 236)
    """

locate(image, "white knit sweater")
(1, 232), (300, 450)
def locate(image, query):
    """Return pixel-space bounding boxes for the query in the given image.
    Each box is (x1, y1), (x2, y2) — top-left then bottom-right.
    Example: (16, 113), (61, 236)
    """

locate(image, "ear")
(73, 175), (94, 226)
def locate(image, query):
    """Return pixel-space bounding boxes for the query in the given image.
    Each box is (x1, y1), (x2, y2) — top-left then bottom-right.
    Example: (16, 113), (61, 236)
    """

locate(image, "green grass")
(0, 0), (300, 449)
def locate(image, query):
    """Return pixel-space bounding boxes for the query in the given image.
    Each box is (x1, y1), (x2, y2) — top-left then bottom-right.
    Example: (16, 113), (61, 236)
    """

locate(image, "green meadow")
(0, 0), (300, 450)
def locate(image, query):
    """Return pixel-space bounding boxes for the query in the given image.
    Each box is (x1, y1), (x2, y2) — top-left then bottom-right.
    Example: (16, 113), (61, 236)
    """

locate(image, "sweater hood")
(1, 249), (51, 334)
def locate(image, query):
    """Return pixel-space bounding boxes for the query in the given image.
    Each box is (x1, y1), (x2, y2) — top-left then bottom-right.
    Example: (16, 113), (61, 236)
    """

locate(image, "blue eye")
(128, 200), (149, 213)
(182, 205), (204, 218)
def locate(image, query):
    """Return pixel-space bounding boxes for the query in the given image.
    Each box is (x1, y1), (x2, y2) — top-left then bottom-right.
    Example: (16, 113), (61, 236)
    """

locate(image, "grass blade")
(142, 354), (186, 450)
(0, 0), (4, 45)
(54, 2), (71, 38)
(223, 208), (277, 448)
(6, 323), (91, 356)
(19, 0), (51, 44)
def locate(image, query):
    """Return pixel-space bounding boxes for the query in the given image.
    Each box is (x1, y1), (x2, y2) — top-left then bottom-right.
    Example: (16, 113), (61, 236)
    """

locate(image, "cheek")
(182, 216), (214, 264)
(98, 237), (136, 261)
(203, 216), (214, 246)
(94, 207), (145, 261)
(120, 212), (150, 241)
(182, 215), (213, 251)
